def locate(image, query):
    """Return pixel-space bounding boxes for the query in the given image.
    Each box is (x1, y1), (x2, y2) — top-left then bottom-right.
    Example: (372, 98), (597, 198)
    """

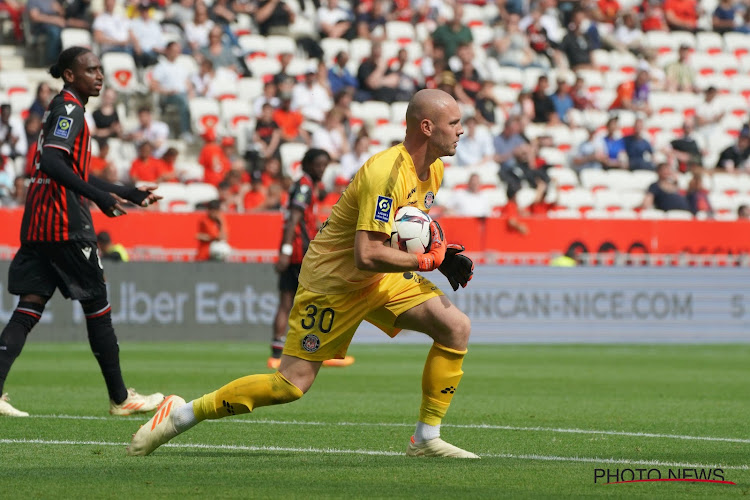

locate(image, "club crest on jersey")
(53, 116), (73, 139)
(424, 191), (435, 209)
(301, 334), (320, 352)
(374, 195), (393, 223)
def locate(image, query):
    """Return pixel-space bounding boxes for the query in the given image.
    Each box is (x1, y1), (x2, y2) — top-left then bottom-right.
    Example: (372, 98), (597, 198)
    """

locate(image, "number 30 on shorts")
(300, 305), (335, 333)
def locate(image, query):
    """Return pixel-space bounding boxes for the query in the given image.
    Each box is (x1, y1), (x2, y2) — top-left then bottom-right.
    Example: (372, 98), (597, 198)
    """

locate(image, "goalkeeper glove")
(439, 244), (474, 291)
(416, 220), (447, 272)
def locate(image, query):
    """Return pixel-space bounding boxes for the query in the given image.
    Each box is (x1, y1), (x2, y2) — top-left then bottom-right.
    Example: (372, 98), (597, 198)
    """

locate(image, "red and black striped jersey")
(286, 173), (320, 264)
(21, 89), (95, 242)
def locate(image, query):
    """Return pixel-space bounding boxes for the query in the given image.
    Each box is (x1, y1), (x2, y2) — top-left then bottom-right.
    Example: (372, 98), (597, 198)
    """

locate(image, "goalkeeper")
(128, 89), (478, 458)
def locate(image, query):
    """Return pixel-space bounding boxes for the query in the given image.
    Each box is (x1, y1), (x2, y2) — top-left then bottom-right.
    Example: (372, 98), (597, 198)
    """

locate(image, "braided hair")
(49, 46), (92, 81)
(301, 148), (331, 179)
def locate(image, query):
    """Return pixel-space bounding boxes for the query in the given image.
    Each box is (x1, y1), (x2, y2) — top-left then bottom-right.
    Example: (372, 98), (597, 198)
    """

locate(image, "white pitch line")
(1, 438), (748, 471)
(31, 414), (750, 444)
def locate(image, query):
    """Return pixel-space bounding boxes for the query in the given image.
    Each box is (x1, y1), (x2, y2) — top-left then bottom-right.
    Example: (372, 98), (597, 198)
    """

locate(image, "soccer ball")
(209, 240), (232, 261)
(388, 206), (432, 254)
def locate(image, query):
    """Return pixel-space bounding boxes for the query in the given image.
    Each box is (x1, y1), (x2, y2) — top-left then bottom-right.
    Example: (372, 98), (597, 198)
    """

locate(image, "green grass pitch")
(1, 342), (748, 499)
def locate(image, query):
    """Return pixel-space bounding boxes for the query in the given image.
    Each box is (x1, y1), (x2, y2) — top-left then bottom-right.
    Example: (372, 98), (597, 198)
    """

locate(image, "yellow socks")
(419, 342), (466, 426)
(192, 372), (303, 421)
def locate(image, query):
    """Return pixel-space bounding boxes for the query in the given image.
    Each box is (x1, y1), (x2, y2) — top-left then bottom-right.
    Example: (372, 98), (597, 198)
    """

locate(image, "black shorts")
(7, 241), (107, 302)
(278, 264), (302, 293)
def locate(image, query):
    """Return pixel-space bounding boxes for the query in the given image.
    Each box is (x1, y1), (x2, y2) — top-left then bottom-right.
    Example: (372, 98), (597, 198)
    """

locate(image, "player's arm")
(353, 223), (446, 272)
(275, 206), (303, 272)
(88, 175), (161, 207)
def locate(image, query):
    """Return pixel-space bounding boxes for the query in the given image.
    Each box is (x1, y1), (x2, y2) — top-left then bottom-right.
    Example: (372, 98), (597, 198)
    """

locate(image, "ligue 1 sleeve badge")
(301, 334), (321, 352)
(424, 191), (435, 209)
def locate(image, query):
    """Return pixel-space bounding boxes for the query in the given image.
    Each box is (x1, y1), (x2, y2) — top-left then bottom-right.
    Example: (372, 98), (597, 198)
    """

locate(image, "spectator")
(738, 9), (750, 34)
(716, 133), (750, 172)
(531, 75), (558, 124)
(494, 115), (542, 187)
(356, 41), (402, 103)
(192, 58), (238, 99)
(252, 102), (283, 162)
(260, 155), (282, 188)
(455, 116), (494, 167)
(273, 92), (310, 144)
(199, 131), (232, 186)
(713, 0), (737, 34)
(641, 1), (668, 31)
(559, 9), (595, 70)
(521, 0), (563, 46)
(23, 114), (42, 171)
(160, 147), (180, 183)
(665, 45), (696, 93)
(3, 175), (28, 208)
(92, 0), (132, 54)
(550, 77), (574, 124)
(165, 0), (195, 27)
(524, 4), (562, 67)
(500, 181), (529, 235)
(89, 138), (113, 176)
(491, 13), (547, 69)
(208, 0), (241, 46)
(129, 141), (169, 183)
(243, 170), (268, 211)
(430, 3), (472, 59)
(511, 89), (536, 128)
(92, 88), (122, 139)
(255, 0), (295, 36)
(612, 12), (643, 54)
(28, 82), (54, 119)
(388, 48), (420, 102)
(475, 81), (501, 125)
(127, 106), (170, 158)
(573, 124), (607, 171)
(130, 3), (166, 67)
(328, 51), (358, 95)
(184, 3), (214, 53)
(0, 103), (27, 161)
(669, 118), (703, 172)
(339, 134), (370, 180)
(292, 65), (334, 123)
(686, 172), (713, 216)
(253, 81), (280, 116)
(609, 69), (651, 115)
(695, 86), (724, 139)
(27, 0), (67, 65)
(664, 0), (700, 32)
(447, 173), (493, 217)
(0, 157), (14, 200)
(317, 0), (355, 39)
(623, 117), (655, 171)
(356, 0), (388, 40)
(738, 204), (750, 219)
(597, 0), (620, 25)
(0, 0), (24, 42)
(196, 199), (229, 261)
(150, 41), (194, 142)
(451, 43), (483, 103)
(528, 178), (558, 216)
(602, 115), (626, 169)
(570, 75), (595, 110)
(201, 25), (241, 75)
(97, 231), (129, 262)
(641, 162), (691, 212)
(311, 109), (350, 162)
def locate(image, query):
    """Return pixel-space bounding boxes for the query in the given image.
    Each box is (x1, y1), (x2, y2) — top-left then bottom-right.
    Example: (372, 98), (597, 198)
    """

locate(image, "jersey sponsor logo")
(407, 187), (416, 198)
(82, 247), (92, 260)
(301, 334), (320, 352)
(424, 191), (435, 209)
(64, 104), (76, 115)
(374, 195), (393, 223)
(53, 116), (73, 139)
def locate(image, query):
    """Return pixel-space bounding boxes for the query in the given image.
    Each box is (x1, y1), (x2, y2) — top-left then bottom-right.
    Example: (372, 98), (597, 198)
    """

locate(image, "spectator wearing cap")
(292, 64), (333, 123)
(640, 163), (691, 212)
(317, 0), (355, 39)
(573, 124), (607, 172)
(716, 133), (750, 172)
(558, 9), (595, 71)
(150, 41), (194, 142)
(623, 118), (655, 171)
(272, 92), (310, 144)
(531, 75), (559, 124)
(550, 77), (574, 125)
(129, 3), (166, 67)
(199, 131), (233, 186)
(92, 0), (133, 55)
(665, 45), (696, 93)
(430, 4), (472, 59)
(340, 134), (371, 180)
(609, 69), (651, 115)
(127, 106), (170, 158)
(196, 199), (228, 261)
(664, 0), (700, 32)
(455, 116), (494, 167)
(97, 231), (130, 262)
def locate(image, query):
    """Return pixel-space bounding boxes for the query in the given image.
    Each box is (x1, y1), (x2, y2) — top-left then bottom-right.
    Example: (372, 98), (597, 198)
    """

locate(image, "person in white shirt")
(454, 116), (494, 167)
(129, 3), (166, 67)
(291, 65), (333, 123)
(311, 109), (350, 161)
(92, 0), (132, 53)
(184, 3), (214, 53)
(339, 134), (370, 180)
(0, 103), (28, 162)
(695, 86), (725, 142)
(150, 41), (194, 140)
(317, 0), (354, 39)
(128, 106), (171, 158)
(192, 58), (239, 99)
(447, 173), (493, 217)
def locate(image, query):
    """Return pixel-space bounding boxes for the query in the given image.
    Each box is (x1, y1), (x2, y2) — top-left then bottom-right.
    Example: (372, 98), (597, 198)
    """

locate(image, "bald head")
(405, 89), (457, 131)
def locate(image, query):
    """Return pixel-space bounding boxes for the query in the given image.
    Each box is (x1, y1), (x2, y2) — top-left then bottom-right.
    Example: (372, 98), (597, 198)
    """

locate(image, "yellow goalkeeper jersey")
(299, 143), (444, 294)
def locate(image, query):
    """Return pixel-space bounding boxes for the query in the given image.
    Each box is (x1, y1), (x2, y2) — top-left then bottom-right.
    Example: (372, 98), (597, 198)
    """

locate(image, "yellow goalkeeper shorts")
(283, 271), (444, 361)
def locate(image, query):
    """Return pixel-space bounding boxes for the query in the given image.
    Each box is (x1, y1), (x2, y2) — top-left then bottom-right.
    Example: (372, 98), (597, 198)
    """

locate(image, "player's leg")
(47, 242), (163, 415)
(269, 288), (295, 369)
(394, 295), (477, 458)
(0, 244), (57, 417)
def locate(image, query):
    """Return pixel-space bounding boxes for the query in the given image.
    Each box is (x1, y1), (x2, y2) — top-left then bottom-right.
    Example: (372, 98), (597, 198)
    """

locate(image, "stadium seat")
(321, 38), (350, 64)
(709, 192), (737, 214)
(189, 98), (221, 136)
(548, 208), (582, 219)
(619, 191), (646, 210)
(246, 58), (281, 83)
(349, 38), (373, 63)
(60, 28), (92, 50)
(221, 99), (252, 130)
(644, 31), (679, 55)
(279, 142), (307, 178)
(539, 148), (568, 169)
(696, 31), (724, 55)
(470, 25), (494, 48)
(351, 100), (391, 127)
(691, 53), (738, 77)
(580, 169), (608, 191)
(488, 64), (522, 88)
(153, 183), (189, 212)
(0, 70), (29, 95)
(492, 83), (519, 105)
(610, 208), (638, 219)
(670, 31), (696, 50)
(265, 36), (297, 57)
(371, 123), (405, 146)
(593, 189), (620, 210)
(389, 101), (408, 125)
(630, 170), (658, 191)
(724, 32), (750, 57)
(442, 167), (471, 189)
(101, 52), (141, 94)
(185, 182), (219, 209)
(515, 187), (537, 208)
(665, 210), (694, 220)
(485, 187), (507, 208)
(238, 34), (267, 57)
(385, 21), (416, 44)
(237, 77), (263, 101)
(547, 166), (578, 189)
(639, 209), (666, 219)
(583, 208), (612, 219)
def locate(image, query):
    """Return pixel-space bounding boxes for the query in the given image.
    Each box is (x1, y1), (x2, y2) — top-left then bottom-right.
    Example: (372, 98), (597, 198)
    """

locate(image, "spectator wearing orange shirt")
(663, 0), (700, 32)
(500, 182), (529, 235)
(243, 170), (267, 211)
(641, 2), (668, 32)
(196, 199), (228, 261)
(527, 179), (558, 216)
(159, 147), (180, 182)
(198, 132), (232, 186)
(130, 142), (169, 183)
(272, 92), (311, 144)
(609, 69), (651, 115)
(596, 0), (620, 24)
(89, 138), (112, 177)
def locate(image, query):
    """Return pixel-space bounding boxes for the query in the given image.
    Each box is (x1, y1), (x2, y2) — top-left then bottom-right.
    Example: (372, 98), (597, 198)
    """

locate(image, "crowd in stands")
(3, 0), (750, 223)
